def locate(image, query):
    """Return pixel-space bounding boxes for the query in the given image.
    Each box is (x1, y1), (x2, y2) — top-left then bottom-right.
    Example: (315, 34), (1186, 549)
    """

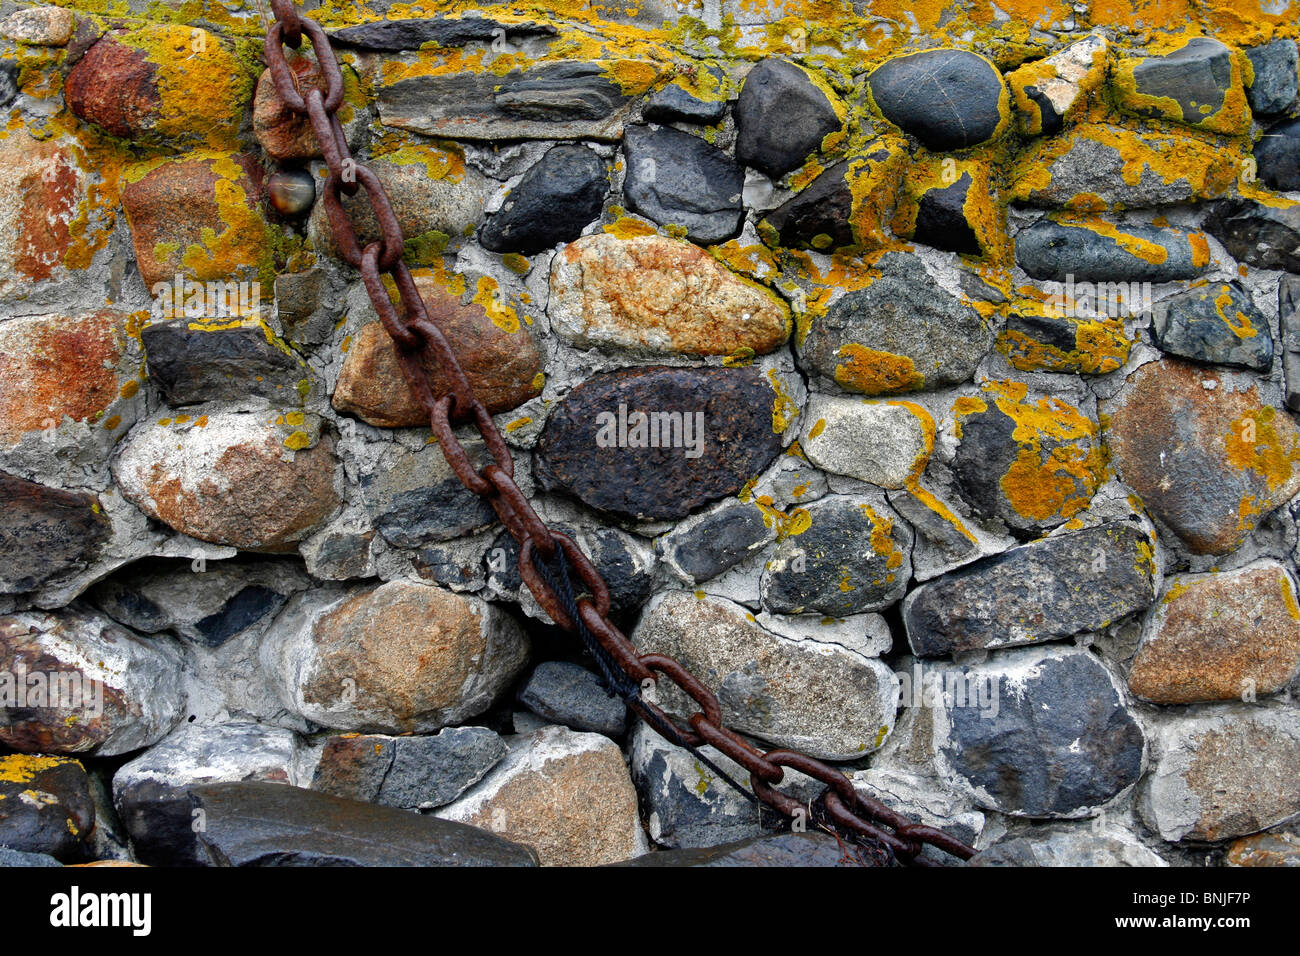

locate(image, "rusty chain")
(264, 4), (975, 865)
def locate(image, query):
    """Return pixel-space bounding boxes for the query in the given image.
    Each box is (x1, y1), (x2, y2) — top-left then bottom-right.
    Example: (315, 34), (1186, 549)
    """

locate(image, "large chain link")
(264, 5), (975, 865)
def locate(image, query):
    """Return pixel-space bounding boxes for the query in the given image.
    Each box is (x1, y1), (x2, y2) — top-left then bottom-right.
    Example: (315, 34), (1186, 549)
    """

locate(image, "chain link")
(265, 4), (975, 865)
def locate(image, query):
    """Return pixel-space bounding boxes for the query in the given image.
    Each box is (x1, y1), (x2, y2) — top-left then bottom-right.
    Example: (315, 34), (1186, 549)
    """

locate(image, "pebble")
(622, 124), (745, 244)
(867, 49), (1008, 150)
(479, 144), (608, 254)
(735, 58), (843, 178)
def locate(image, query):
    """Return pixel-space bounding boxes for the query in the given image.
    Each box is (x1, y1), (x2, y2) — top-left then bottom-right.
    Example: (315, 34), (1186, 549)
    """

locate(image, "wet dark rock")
(762, 161), (853, 251)
(312, 728), (508, 810)
(867, 49), (1006, 150)
(612, 831), (871, 866)
(1150, 281), (1274, 371)
(735, 58), (842, 178)
(760, 494), (912, 616)
(1205, 198), (1300, 273)
(480, 144), (608, 254)
(141, 320), (304, 406)
(1016, 220), (1209, 282)
(517, 661), (626, 737)
(0, 474), (110, 595)
(1246, 38), (1298, 115)
(330, 16), (556, 50)
(186, 782), (538, 866)
(360, 442), (498, 548)
(1255, 118), (1300, 192)
(0, 755), (94, 861)
(934, 647), (1147, 818)
(622, 124), (744, 244)
(904, 522), (1158, 657)
(534, 366), (785, 522)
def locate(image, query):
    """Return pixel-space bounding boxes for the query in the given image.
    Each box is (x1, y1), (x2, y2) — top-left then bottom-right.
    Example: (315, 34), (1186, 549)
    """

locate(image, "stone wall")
(2, 0), (1300, 867)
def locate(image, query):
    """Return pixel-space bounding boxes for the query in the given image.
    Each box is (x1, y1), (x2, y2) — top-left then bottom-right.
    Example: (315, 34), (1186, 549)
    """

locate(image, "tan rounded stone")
(548, 233), (791, 357)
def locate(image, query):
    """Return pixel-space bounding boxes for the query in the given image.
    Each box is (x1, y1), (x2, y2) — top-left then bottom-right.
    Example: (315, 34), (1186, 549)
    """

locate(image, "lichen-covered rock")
(867, 49), (1008, 150)
(797, 252), (991, 395)
(0, 754), (94, 861)
(1139, 705), (1300, 843)
(735, 58), (844, 178)
(120, 152), (274, 288)
(798, 395), (931, 489)
(996, 310), (1132, 375)
(306, 143), (492, 265)
(1006, 34), (1106, 136)
(1245, 38), (1298, 116)
(0, 608), (184, 755)
(65, 25), (255, 148)
(950, 382), (1103, 534)
(252, 55), (368, 161)
(329, 16), (557, 50)
(1112, 37), (1250, 135)
(933, 646), (1147, 818)
(377, 59), (659, 140)
(533, 365), (790, 521)
(1205, 197), (1300, 273)
(1150, 281), (1273, 371)
(311, 727), (508, 810)
(622, 124), (744, 244)
(1283, 276), (1300, 413)
(548, 234), (789, 357)
(1103, 359), (1300, 555)
(904, 521), (1159, 657)
(113, 409), (340, 552)
(0, 474), (111, 595)
(517, 661), (626, 737)
(644, 71), (727, 125)
(760, 494), (913, 616)
(1016, 219), (1210, 282)
(333, 280), (543, 427)
(113, 721), (299, 866)
(142, 318), (308, 407)
(479, 144), (608, 254)
(260, 580), (529, 734)
(896, 163), (996, 258)
(632, 590), (899, 760)
(1128, 562), (1300, 704)
(436, 725), (647, 866)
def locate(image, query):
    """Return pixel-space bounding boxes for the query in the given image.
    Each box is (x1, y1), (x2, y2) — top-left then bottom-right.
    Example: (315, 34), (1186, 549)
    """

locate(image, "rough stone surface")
(548, 234), (790, 357)
(113, 721), (298, 866)
(904, 521), (1158, 657)
(1227, 828), (1300, 867)
(735, 58), (843, 178)
(189, 781), (538, 866)
(0, 755), (94, 861)
(971, 825), (1167, 866)
(1113, 37), (1248, 135)
(657, 499), (776, 585)
(479, 144), (608, 254)
(1283, 275), (1300, 413)
(1016, 220), (1209, 282)
(798, 394), (930, 489)
(0, 7), (76, 45)
(622, 124), (744, 244)
(534, 365), (788, 521)
(113, 410), (340, 552)
(643, 76), (727, 125)
(1150, 281), (1274, 371)
(1006, 34), (1106, 136)
(311, 727), (508, 810)
(933, 646), (1147, 818)
(329, 16), (556, 50)
(517, 662), (626, 737)
(798, 252), (991, 395)
(0, 608), (184, 756)
(252, 55), (368, 161)
(632, 590), (899, 760)
(359, 440), (498, 548)
(1205, 198), (1300, 273)
(1255, 118), (1300, 192)
(1245, 38), (1299, 115)
(760, 494), (913, 616)
(762, 161), (854, 251)
(614, 830), (870, 866)
(437, 725), (647, 866)
(0, 475), (111, 595)
(333, 281), (543, 426)
(1140, 705), (1300, 843)
(142, 320), (305, 406)
(1128, 562), (1300, 704)
(260, 580), (529, 734)
(1103, 359), (1300, 555)
(867, 49), (1007, 151)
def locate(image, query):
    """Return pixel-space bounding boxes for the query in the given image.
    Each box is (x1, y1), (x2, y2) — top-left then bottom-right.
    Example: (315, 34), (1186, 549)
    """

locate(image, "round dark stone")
(534, 366), (785, 521)
(479, 144), (608, 255)
(734, 58), (842, 178)
(1256, 118), (1300, 192)
(622, 124), (744, 244)
(867, 49), (1005, 151)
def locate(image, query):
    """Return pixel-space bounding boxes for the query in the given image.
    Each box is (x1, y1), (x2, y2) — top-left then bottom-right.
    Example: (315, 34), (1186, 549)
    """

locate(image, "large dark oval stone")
(867, 49), (1006, 151)
(534, 366), (786, 521)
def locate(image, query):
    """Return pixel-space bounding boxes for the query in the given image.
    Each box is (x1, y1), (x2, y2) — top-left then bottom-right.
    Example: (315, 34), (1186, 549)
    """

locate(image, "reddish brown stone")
(1104, 359), (1300, 554)
(1227, 829), (1300, 867)
(120, 152), (272, 288)
(64, 35), (159, 140)
(1129, 563), (1300, 704)
(253, 56), (364, 161)
(332, 280), (543, 426)
(0, 312), (130, 445)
